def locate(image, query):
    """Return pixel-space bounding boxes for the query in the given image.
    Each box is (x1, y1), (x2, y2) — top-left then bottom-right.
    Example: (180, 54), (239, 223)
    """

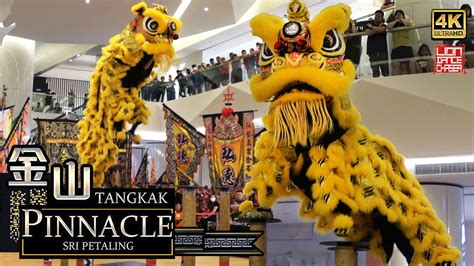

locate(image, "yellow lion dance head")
(77, 2), (182, 188)
(250, 0), (360, 147)
(244, 1), (462, 265)
(112, 2), (182, 70)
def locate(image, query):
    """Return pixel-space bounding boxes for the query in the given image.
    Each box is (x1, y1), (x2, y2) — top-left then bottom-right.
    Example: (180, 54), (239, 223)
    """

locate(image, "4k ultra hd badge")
(432, 9), (466, 39)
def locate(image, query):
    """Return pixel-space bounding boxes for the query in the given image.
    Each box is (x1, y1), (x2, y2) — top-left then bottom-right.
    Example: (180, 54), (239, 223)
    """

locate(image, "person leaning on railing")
(156, 76), (166, 102)
(192, 65), (205, 94)
(242, 49), (257, 79)
(231, 53), (243, 83)
(344, 19), (362, 71)
(415, 44), (434, 73)
(166, 75), (175, 101)
(175, 70), (187, 98)
(33, 101), (44, 112)
(53, 102), (62, 113)
(220, 57), (230, 86)
(387, 9), (417, 75)
(365, 10), (390, 77)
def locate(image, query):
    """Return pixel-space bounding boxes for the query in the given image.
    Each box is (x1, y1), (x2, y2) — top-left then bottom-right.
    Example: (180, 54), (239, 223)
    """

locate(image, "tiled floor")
(2, 254), (249, 266)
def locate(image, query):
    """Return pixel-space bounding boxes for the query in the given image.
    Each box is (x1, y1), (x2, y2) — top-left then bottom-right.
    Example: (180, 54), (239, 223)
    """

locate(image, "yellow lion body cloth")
(77, 2), (181, 188)
(241, 1), (461, 265)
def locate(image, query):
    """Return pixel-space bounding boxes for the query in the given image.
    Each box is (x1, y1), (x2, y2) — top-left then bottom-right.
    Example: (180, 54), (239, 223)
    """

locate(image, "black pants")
(369, 52), (389, 77)
(231, 69), (242, 83)
(179, 85), (186, 98)
(195, 83), (203, 94)
(187, 85), (195, 96)
(199, 215), (217, 230)
(166, 88), (175, 101)
(156, 90), (164, 102)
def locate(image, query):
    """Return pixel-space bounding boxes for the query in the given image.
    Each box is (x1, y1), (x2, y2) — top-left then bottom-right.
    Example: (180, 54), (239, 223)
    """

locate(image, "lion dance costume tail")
(240, 1), (461, 265)
(77, 2), (181, 188)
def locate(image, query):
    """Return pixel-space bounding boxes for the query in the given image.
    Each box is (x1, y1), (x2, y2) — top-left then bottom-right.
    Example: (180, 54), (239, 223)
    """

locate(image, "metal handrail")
(345, 16), (474, 37)
(30, 103), (85, 134)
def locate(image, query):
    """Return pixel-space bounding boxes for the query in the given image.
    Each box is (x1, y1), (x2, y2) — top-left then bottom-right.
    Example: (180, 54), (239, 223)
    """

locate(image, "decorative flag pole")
(221, 87), (235, 116)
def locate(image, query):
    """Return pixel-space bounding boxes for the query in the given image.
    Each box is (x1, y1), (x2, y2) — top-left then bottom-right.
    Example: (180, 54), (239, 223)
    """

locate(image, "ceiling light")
(76, 54), (81, 57)
(85, 0), (90, 3)
(173, 0), (191, 19)
(68, 59), (73, 62)
(204, 7), (209, 11)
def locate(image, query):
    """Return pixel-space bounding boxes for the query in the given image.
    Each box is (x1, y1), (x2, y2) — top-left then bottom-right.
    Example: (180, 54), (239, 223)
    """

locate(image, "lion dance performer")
(77, 2), (181, 188)
(240, 1), (461, 265)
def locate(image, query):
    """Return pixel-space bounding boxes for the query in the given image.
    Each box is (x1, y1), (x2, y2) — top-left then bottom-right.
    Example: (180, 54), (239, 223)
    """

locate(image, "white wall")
(202, 37), (258, 62)
(0, 35), (35, 118)
(177, 50), (203, 69)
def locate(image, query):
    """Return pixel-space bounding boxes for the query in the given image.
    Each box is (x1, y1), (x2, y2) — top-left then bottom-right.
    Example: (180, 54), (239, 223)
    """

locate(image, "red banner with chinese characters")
(0, 98), (30, 172)
(163, 104), (205, 186)
(203, 111), (254, 191)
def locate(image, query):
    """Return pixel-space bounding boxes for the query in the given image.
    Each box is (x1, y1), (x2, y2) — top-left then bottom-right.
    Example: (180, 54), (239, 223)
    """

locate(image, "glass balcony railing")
(32, 92), (86, 116)
(347, 17), (474, 79)
(141, 55), (259, 103)
(34, 18), (473, 109)
(142, 17), (473, 103)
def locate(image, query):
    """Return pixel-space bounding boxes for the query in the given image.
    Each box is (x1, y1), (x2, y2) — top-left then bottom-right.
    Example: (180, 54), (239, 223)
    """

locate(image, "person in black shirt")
(230, 54), (243, 83)
(192, 66), (205, 94)
(185, 69), (195, 96)
(45, 89), (53, 109)
(52, 102), (62, 113)
(166, 75), (176, 101)
(175, 70), (187, 98)
(344, 20), (362, 70)
(199, 194), (219, 230)
(155, 76), (166, 102)
(366, 10), (390, 77)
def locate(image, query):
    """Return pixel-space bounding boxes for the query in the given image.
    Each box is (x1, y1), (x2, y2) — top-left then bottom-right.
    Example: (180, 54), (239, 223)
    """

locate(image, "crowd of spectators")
(32, 89), (79, 114)
(141, 43), (262, 102)
(344, 3), (473, 77)
(139, 4), (473, 99)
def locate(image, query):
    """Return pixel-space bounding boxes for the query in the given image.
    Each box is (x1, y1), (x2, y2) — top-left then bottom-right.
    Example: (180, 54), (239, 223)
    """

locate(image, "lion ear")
(250, 13), (284, 54)
(131, 2), (148, 16)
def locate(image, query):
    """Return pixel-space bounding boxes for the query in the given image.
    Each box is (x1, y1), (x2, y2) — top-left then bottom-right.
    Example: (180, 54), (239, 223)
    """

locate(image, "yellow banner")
(204, 111), (254, 190)
(212, 135), (244, 187)
(164, 105), (205, 186)
(174, 122), (197, 179)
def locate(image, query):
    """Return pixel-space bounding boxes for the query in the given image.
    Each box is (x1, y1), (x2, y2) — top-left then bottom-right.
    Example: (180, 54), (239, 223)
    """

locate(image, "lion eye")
(259, 44), (275, 65)
(321, 29), (342, 53)
(143, 16), (159, 35)
(323, 35), (334, 47)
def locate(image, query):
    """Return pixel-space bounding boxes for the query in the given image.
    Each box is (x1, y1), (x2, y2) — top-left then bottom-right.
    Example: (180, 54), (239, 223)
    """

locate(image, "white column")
(422, 183), (465, 263)
(0, 35), (35, 117)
